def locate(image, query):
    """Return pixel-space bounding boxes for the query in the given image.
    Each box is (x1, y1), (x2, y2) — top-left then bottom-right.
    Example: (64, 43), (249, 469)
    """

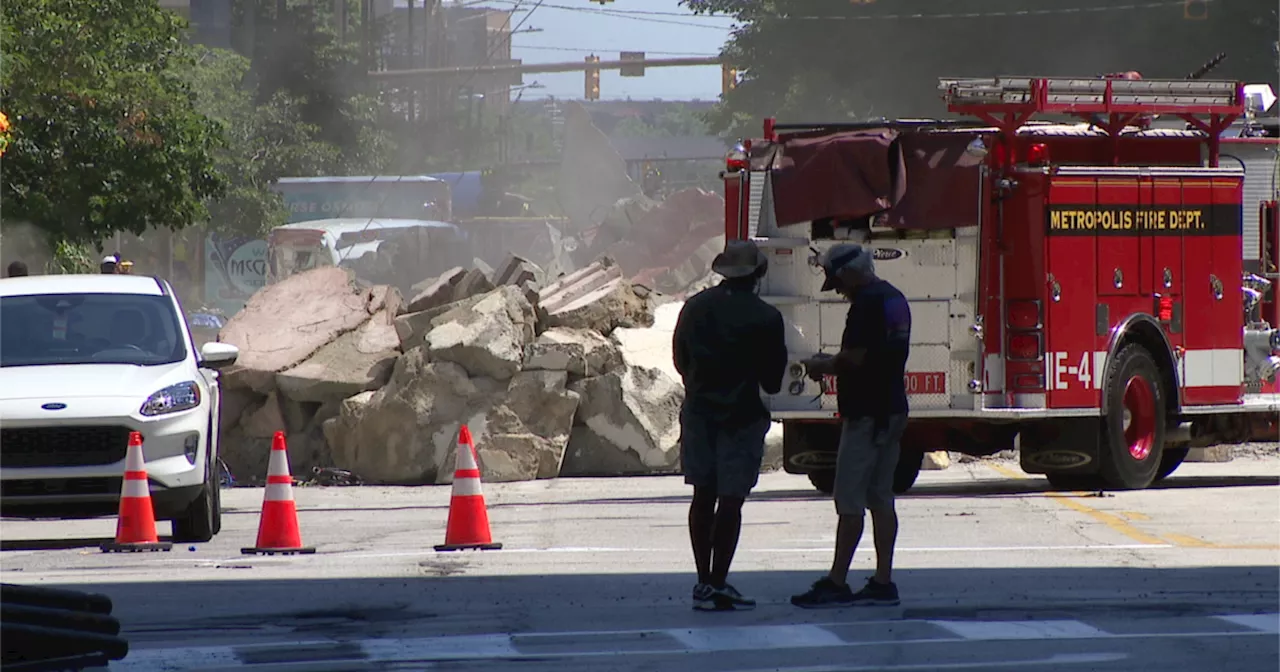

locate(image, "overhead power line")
(515, 44), (720, 57)
(488, 0), (1208, 24)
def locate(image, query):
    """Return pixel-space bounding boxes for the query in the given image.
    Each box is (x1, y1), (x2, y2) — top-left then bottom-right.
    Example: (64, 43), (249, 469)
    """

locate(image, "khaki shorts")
(834, 415), (908, 516)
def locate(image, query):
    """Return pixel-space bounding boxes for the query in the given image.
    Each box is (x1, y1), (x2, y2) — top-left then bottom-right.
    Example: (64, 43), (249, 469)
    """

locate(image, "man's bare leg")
(689, 487), (716, 585)
(828, 512), (866, 587)
(869, 506), (898, 584)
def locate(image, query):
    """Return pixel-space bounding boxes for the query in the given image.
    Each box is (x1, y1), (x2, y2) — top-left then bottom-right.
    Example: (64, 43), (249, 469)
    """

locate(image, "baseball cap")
(819, 243), (870, 291)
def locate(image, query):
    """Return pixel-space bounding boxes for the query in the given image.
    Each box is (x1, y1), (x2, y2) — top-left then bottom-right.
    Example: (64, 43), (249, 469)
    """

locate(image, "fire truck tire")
(804, 451), (922, 496)
(1045, 473), (1106, 491)
(1155, 446), (1190, 481)
(1099, 344), (1168, 490)
(808, 470), (836, 494)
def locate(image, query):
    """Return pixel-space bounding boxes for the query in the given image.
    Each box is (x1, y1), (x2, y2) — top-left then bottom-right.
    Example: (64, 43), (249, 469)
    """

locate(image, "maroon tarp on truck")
(769, 129), (904, 226)
(769, 128), (986, 230)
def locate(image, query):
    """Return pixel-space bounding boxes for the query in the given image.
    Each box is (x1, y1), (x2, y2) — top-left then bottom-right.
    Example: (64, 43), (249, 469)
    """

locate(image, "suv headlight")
(140, 381), (202, 417)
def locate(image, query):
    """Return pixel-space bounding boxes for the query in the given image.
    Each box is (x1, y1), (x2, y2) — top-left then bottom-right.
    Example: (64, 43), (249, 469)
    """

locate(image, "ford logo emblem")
(41, 403), (67, 411)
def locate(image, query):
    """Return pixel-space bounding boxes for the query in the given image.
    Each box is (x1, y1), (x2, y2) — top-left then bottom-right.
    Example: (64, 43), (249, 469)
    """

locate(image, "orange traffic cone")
(435, 425), (502, 552)
(102, 432), (172, 553)
(242, 431), (315, 556)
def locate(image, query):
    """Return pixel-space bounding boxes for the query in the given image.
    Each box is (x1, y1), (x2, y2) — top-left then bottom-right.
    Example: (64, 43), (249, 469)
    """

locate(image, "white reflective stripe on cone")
(452, 477), (483, 497)
(125, 444), (145, 471)
(264, 482), (294, 502)
(456, 441), (479, 471)
(122, 477), (151, 498)
(267, 448), (291, 476)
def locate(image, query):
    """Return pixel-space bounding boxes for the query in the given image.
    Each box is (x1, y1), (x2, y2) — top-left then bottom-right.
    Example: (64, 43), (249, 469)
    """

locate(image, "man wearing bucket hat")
(673, 239), (788, 611)
(791, 242), (912, 609)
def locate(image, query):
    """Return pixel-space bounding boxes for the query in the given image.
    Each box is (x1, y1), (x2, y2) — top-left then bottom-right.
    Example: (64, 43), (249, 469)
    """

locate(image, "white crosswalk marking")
(931, 619), (1106, 640)
(112, 613), (1280, 670)
(1214, 613), (1280, 634)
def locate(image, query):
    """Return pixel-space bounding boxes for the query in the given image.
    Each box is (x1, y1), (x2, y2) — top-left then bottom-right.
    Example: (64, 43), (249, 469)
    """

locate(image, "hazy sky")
(478, 0), (736, 101)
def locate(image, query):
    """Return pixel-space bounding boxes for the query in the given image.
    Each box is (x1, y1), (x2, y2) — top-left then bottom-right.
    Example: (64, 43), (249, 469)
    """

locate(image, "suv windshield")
(1, 293), (187, 367)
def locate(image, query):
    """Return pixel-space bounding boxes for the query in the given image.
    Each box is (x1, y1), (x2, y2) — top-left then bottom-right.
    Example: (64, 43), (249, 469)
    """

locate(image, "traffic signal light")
(585, 55), (601, 101)
(721, 64), (738, 96)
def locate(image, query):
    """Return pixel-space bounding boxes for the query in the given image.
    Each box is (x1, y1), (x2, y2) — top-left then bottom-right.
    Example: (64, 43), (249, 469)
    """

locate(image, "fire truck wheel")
(1099, 344), (1167, 490)
(893, 450), (924, 494)
(808, 470), (836, 495)
(1155, 446), (1190, 482)
(1045, 473), (1106, 491)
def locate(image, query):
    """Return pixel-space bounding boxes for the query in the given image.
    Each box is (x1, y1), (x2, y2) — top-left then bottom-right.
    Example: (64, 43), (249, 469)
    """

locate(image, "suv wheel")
(172, 459), (219, 543)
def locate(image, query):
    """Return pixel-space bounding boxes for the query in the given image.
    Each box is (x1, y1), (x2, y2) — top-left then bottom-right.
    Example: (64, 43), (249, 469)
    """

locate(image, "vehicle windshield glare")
(0, 293), (187, 368)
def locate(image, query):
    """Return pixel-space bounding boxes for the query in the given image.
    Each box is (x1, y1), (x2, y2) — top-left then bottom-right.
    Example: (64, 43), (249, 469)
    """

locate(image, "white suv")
(0, 274), (239, 542)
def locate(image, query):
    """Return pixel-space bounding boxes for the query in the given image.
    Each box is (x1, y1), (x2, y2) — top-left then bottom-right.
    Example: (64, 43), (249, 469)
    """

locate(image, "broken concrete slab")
(537, 258), (652, 336)
(452, 267), (495, 303)
(219, 267), (372, 394)
(477, 370), (581, 481)
(560, 364), (683, 477)
(425, 286), (537, 380)
(327, 351), (506, 485)
(494, 253), (544, 289)
(922, 451), (952, 470)
(406, 266), (466, 313)
(523, 327), (624, 378)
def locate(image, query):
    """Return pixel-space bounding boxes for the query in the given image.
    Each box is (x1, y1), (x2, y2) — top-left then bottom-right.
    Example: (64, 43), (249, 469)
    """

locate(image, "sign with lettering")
(822, 372), (947, 396)
(1045, 205), (1241, 236)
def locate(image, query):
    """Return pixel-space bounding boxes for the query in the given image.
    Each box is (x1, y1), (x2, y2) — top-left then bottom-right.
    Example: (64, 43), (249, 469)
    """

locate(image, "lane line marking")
(931, 619), (1107, 640)
(728, 652), (1132, 672)
(668, 624), (846, 651)
(113, 628), (1279, 671)
(985, 463), (1212, 548)
(1215, 614), (1280, 634)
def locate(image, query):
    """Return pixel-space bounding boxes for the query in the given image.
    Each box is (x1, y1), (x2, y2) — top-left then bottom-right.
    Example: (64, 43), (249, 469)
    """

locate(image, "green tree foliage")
(683, 0), (1279, 137)
(177, 46), (339, 235)
(0, 0), (227, 244)
(612, 104), (713, 138)
(236, 0), (391, 174)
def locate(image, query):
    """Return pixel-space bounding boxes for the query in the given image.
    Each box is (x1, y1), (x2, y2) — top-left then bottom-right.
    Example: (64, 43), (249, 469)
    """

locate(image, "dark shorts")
(679, 406), (771, 499)
(834, 414), (908, 516)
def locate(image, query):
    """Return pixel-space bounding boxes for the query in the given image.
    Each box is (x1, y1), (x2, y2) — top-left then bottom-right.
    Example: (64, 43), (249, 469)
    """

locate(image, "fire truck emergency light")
(1026, 143), (1049, 166)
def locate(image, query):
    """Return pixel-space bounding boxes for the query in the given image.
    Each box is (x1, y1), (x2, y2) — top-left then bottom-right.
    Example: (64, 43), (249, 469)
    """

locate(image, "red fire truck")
(722, 76), (1280, 494)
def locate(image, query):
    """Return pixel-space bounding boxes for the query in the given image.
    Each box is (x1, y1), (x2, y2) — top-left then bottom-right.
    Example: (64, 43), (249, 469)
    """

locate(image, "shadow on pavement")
(17, 565), (1277, 641)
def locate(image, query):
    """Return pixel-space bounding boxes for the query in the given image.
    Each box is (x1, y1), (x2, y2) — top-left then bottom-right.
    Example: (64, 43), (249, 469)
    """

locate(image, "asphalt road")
(2, 454), (1278, 672)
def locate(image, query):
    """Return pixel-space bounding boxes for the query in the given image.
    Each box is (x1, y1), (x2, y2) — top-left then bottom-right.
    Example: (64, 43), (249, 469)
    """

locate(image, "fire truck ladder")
(939, 76), (1245, 165)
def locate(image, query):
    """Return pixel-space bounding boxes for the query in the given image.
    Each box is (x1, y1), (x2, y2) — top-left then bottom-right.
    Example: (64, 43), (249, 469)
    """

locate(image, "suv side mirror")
(199, 342), (240, 370)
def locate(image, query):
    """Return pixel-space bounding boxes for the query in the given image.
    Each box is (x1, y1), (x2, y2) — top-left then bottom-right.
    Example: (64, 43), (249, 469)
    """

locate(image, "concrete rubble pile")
(579, 188), (727, 298)
(217, 256), (688, 485)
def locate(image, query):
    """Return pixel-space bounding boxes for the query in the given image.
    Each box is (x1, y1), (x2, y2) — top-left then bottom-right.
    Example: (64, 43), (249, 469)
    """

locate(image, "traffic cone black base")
(102, 541), (172, 553)
(241, 547), (317, 556)
(434, 542), (504, 552)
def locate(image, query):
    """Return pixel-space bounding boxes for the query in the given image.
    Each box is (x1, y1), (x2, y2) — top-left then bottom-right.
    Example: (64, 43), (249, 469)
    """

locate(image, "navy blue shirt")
(836, 279), (912, 419)
(673, 281), (788, 425)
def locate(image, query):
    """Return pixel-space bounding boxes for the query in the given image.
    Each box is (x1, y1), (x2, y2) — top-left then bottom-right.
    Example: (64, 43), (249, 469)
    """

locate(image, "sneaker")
(712, 584), (756, 610)
(692, 583), (716, 611)
(849, 577), (900, 606)
(790, 577), (855, 609)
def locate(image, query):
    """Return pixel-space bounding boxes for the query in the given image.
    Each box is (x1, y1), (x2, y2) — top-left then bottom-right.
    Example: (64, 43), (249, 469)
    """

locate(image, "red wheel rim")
(1122, 375), (1156, 461)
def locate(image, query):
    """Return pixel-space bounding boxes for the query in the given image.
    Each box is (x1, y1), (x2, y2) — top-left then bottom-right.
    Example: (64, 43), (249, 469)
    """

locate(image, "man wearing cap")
(100, 255), (119, 274)
(672, 239), (788, 611)
(791, 242), (912, 609)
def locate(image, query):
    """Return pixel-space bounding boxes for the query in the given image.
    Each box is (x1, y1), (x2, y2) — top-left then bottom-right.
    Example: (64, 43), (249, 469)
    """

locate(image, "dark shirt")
(836, 279), (911, 419)
(673, 281), (788, 425)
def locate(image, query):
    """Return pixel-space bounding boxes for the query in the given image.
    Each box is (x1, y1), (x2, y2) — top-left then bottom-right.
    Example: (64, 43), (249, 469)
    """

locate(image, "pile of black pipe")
(1, 584), (128, 671)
